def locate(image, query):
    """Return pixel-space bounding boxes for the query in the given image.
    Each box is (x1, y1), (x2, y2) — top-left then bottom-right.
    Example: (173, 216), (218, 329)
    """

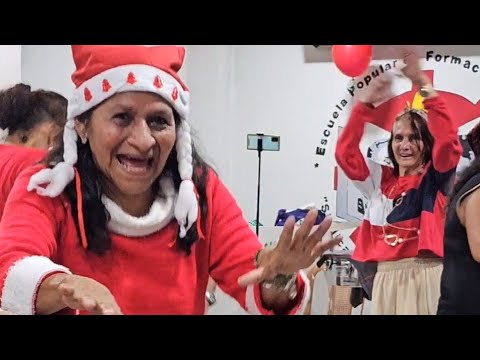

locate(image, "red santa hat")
(28, 45), (198, 238)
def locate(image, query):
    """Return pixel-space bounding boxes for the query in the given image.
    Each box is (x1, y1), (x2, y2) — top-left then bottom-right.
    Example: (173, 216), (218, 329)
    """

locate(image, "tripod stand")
(255, 136), (263, 236)
(247, 133), (280, 236)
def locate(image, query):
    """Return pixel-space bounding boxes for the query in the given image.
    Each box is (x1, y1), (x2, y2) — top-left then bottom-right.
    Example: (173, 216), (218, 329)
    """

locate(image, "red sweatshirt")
(335, 96), (462, 262)
(0, 162), (309, 315)
(0, 145), (46, 221)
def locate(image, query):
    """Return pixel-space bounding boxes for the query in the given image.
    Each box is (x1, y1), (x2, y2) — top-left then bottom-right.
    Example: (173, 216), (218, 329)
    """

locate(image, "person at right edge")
(437, 131), (480, 314)
(335, 51), (462, 315)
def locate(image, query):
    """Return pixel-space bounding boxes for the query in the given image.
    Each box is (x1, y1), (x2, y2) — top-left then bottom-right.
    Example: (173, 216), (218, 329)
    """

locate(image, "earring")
(81, 136), (88, 145)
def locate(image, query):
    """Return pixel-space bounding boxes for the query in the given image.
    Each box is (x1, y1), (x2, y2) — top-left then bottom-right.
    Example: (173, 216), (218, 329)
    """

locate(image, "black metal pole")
(255, 137), (263, 236)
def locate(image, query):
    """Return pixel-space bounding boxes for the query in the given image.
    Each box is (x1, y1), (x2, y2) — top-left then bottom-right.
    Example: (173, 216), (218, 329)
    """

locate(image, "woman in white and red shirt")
(336, 51), (462, 314)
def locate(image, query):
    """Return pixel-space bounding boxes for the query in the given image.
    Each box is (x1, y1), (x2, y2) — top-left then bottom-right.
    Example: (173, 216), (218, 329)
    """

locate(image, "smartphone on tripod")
(247, 134), (280, 152)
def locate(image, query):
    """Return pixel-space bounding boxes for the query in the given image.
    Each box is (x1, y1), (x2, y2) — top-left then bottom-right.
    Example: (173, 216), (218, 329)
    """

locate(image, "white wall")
(21, 45), (75, 96)
(183, 46), (235, 185)
(0, 45), (22, 89)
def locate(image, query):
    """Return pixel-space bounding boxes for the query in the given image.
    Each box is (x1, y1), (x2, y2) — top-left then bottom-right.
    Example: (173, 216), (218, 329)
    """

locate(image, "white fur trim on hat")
(27, 63), (199, 241)
(68, 64), (189, 120)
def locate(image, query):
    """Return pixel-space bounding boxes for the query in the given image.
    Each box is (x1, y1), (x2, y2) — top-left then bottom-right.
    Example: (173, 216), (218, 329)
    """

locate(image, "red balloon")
(332, 45), (373, 78)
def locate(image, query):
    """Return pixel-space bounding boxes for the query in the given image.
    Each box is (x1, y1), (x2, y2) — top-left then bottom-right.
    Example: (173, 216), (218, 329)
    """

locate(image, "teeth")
(119, 160), (149, 174)
(121, 163), (147, 170)
(116, 154), (154, 176)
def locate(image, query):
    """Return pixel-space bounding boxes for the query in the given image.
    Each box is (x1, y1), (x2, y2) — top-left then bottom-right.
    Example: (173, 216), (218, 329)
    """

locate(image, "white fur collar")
(102, 177), (177, 237)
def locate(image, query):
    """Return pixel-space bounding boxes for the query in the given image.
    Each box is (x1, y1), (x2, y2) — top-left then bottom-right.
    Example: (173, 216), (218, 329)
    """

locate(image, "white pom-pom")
(27, 162), (75, 198)
(175, 180), (198, 238)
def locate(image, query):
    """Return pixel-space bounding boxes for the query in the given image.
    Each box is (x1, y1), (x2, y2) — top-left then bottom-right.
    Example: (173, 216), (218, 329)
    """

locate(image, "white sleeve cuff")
(1, 256), (71, 315)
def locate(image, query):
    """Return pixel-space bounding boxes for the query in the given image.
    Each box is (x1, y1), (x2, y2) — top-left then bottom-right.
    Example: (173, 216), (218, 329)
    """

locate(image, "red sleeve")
(0, 165), (71, 315)
(206, 171), (310, 315)
(335, 102), (373, 181)
(0, 147), (46, 221)
(424, 96), (462, 173)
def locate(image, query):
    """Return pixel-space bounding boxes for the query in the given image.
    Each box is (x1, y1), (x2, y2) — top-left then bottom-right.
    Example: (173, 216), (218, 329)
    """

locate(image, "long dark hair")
(46, 108), (211, 256)
(387, 111), (434, 176)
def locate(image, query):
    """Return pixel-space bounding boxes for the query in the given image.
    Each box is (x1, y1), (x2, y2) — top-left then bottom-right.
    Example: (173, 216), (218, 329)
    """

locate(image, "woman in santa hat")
(0, 45), (339, 315)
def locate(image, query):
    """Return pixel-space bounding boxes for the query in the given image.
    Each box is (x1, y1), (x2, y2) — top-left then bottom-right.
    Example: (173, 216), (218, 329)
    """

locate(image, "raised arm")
(400, 50), (462, 189)
(335, 103), (386, 199)
(335, 102), (373, 182)
(422, 83), (462, 174)
(335, 74), (393, 198)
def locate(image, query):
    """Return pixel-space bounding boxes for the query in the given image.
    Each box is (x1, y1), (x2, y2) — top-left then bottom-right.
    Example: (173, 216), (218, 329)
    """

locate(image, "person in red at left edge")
(0, 45), (340, 315)
(0, 84), (67, 221)
(0, 84), (67, 315)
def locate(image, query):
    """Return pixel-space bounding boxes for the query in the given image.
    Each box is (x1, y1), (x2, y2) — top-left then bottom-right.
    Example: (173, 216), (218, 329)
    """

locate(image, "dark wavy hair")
(46, 107), (211, 256)
(0, 83), (67, 138)
(387, 110), (434, 176)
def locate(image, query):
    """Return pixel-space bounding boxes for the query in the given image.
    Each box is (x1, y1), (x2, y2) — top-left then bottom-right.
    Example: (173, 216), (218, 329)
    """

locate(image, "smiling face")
(392, 117), (425, 175)
(75, 91), (177, 202)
